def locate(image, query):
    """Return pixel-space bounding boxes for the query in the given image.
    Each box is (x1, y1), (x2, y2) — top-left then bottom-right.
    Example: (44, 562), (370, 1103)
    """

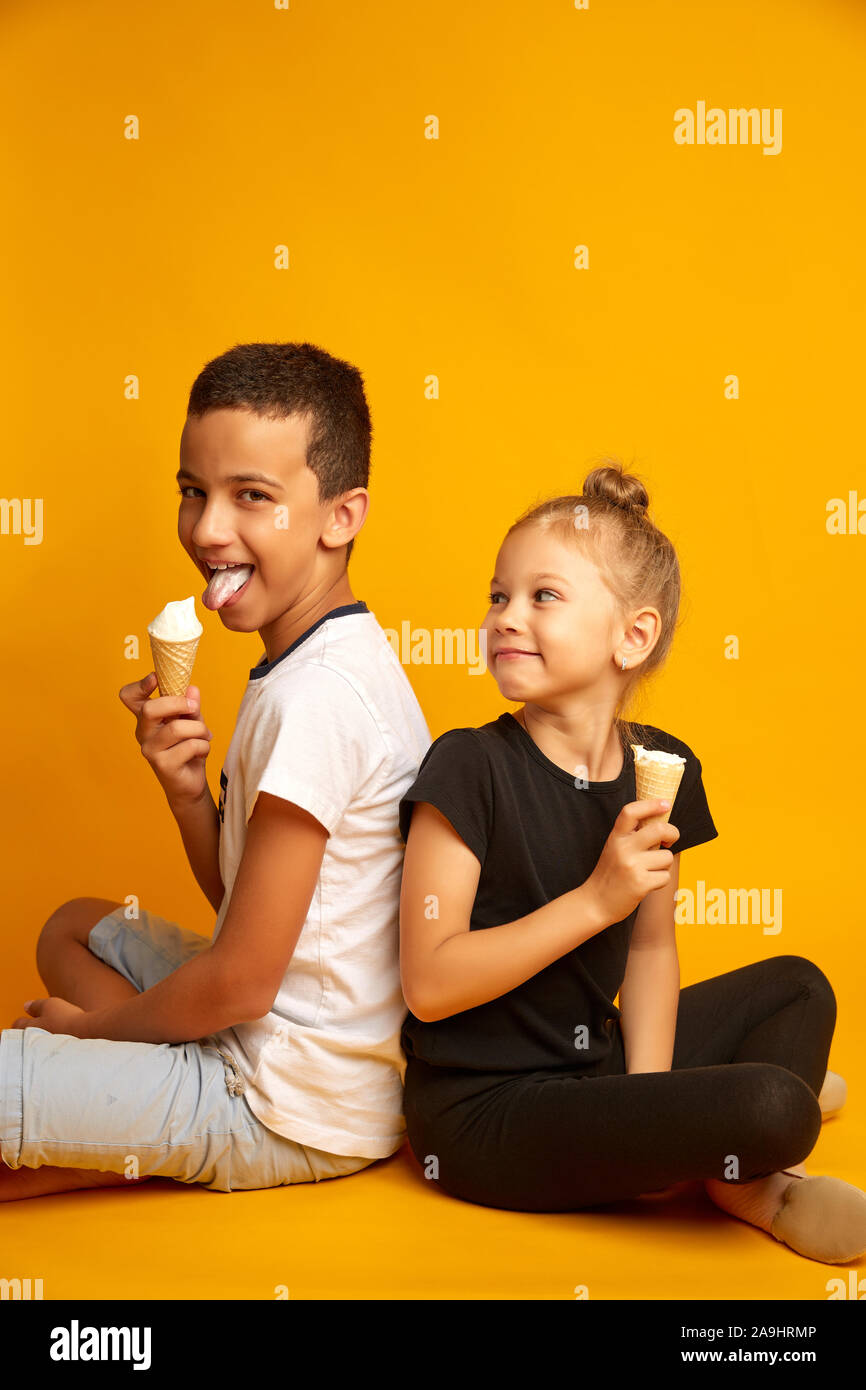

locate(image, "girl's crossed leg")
(403, 955), (836, 1215)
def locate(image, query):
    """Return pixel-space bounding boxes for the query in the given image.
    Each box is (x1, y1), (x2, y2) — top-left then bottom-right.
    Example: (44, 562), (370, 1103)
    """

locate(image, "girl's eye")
(487, 589), (558, 604)
(176, 487), (270, 502)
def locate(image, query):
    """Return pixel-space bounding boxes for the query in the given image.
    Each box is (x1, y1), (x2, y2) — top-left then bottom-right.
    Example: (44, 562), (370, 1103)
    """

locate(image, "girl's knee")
(773, 954), (836, 1010)
(759, 1064), (822, 1151)
(714, 1065), (819, 1183)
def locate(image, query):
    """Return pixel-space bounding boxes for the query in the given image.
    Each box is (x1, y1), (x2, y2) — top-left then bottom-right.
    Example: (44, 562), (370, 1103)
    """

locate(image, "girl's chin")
(493, 677), (536, 697)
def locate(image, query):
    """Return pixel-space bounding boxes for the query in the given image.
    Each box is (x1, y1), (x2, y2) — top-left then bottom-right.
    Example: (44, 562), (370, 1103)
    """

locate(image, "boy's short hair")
(186, 341), (372, 564)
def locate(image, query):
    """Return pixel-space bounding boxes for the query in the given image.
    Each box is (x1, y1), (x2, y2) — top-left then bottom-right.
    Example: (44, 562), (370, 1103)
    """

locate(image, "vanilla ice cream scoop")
(147, 596), (203, 641)
(631, 745), (686, 769)
(147, 597), (203, 696)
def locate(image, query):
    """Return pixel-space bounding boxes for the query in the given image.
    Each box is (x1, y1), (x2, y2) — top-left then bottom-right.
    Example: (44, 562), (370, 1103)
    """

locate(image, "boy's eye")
(176, 486), (271, 502)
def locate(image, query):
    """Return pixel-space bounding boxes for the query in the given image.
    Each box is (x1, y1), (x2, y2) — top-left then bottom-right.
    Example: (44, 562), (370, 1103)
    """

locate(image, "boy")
(0, 341), (431, 1199)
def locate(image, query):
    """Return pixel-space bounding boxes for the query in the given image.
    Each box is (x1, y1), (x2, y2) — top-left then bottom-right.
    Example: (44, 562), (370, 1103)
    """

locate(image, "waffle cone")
(149, 633), (201, 697)
(631, 746), (685, 848)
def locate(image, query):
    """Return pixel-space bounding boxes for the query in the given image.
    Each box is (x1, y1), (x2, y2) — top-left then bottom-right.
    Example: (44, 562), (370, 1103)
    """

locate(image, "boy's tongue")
(202, 564), (254, 611)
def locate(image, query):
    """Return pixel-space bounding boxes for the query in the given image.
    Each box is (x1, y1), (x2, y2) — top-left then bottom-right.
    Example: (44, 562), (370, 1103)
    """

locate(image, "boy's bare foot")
(0, 1161), (152, 1202)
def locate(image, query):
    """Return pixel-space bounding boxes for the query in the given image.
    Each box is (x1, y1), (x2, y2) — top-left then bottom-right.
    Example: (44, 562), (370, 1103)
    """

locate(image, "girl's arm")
(400, 801), (611, 1021)
(618, 858), (681, 1072)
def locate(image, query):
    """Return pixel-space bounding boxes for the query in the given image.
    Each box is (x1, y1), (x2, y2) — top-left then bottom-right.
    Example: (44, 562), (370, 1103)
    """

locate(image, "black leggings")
(402, 955), (836, 1213)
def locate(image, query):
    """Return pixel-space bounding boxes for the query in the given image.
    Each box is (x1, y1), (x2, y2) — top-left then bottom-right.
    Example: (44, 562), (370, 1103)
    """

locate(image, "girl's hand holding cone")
(630, 745), (686, 850)
(585, 798), (681, 927)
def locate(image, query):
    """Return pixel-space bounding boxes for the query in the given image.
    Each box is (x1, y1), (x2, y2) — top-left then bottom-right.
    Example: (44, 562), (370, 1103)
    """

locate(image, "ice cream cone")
(147, 596), (203, 697)
(149, 633), (201, 697)
(631, 745), (686, 848)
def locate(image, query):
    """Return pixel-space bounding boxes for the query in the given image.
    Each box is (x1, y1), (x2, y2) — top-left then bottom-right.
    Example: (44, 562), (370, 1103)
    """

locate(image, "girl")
(397, 462), (866, 1264)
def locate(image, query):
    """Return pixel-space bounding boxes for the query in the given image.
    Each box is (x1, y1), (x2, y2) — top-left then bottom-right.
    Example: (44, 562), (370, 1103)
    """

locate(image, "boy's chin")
(215, 605), (258, 632)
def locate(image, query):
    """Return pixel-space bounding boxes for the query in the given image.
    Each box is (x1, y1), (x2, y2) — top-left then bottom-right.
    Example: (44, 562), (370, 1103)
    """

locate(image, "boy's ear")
(321, 488), (369, 550)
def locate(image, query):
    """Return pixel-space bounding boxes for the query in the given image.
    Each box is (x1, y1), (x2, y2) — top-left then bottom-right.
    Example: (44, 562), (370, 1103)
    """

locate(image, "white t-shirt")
(210, 601), (431, 1158)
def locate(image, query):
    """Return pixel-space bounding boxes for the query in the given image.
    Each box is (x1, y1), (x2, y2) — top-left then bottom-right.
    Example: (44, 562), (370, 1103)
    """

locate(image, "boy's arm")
(618, 857), (681, 1074)
(172, 790), (225, 914)
(77, 792), (328, 1043)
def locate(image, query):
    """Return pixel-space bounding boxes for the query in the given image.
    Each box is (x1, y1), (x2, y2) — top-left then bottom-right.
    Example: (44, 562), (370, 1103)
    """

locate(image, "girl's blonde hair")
(505, 459), (682, 755)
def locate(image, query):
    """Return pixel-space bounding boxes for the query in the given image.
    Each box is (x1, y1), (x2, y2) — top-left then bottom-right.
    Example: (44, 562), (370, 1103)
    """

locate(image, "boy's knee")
(38, 897), (123, 951)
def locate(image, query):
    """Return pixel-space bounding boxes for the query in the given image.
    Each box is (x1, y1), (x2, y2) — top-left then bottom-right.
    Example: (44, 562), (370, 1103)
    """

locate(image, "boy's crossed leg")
(0, 1153), (152, 1201)
(36, 897), (141, 1011)
(1, 897), (152, 1201)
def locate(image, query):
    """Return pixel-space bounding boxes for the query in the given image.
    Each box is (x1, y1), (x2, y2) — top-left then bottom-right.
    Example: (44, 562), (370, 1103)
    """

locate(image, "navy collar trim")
(249, 601), (369, 680)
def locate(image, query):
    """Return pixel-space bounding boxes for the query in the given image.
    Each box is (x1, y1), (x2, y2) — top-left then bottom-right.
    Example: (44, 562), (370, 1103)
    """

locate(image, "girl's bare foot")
(818, 1069), (847, 1119)
(769, 1171), (866, 1263)
(638, 1179), (697, 1201)
(705, 1161), (866, 1264)
(704, 1163), (808, 1235)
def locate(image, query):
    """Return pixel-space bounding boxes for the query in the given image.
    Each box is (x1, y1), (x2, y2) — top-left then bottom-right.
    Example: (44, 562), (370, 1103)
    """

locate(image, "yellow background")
(1, 0), (864, 1301)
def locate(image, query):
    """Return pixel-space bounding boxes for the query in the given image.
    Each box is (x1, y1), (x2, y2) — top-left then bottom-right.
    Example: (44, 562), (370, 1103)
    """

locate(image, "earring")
(621, 656), (627, 670)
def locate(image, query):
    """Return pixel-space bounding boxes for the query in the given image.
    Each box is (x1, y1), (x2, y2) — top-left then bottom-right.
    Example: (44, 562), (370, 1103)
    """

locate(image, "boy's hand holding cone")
(118, 596), (211, 814)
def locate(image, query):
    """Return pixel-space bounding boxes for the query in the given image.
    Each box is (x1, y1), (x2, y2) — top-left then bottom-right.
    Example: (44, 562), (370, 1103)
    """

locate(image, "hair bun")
(582, 462), (649, 515)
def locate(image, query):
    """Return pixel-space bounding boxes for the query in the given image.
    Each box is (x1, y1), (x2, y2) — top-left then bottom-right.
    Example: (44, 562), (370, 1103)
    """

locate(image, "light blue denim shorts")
(0, 906), (376, 1192)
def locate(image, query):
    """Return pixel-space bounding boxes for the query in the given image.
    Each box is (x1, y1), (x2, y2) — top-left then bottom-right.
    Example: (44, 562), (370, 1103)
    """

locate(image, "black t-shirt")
(397, 712), (718, 1073)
